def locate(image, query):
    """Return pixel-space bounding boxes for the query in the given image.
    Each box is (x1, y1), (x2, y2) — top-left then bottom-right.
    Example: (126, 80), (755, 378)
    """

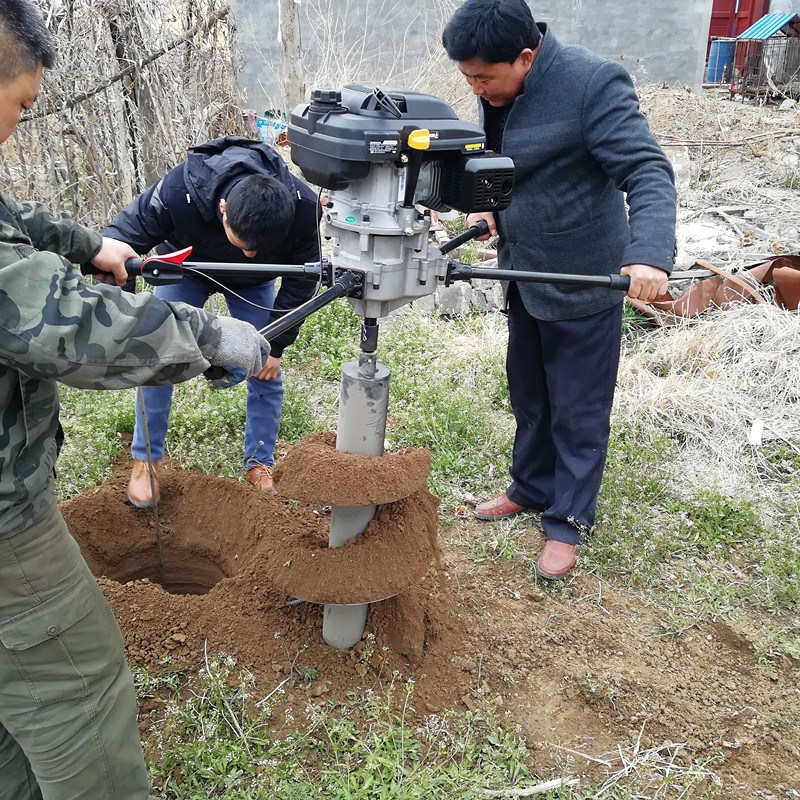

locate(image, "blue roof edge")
(737, 13), (800, 40)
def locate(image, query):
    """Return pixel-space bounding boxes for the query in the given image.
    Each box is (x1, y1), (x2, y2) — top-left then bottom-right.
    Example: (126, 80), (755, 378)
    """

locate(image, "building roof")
(737, 13), (800, 40)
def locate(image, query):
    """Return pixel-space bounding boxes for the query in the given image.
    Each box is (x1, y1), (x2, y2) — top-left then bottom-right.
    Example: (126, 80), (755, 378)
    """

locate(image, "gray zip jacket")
(0, 191), (222, 538)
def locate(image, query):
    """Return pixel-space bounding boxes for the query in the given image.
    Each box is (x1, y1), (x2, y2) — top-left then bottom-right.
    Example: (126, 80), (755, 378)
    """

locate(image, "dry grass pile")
(639, 84), (786, 143)
(615, 304), (800, 503)
(628, 92), (800, 501)
(640, 85), (800, 261)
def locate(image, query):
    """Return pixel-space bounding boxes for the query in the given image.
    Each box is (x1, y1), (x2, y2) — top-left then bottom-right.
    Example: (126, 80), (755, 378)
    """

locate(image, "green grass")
(136, 657), (532, 800)
(781, 168), (800, 190)
(379, 312), (513, 503)
(283, 299), (361, 381)
(134, 655), (731, 800)
(663, 490), (764, 553)
(469, 526), (534, 567)
(621, 300), (654, 339)
(279, 378), (330, 444)
(57, 386), (136, 496)
(589, 423), (678, 582)
(164, 381), (248, 476)
(588, 422), (800, 646)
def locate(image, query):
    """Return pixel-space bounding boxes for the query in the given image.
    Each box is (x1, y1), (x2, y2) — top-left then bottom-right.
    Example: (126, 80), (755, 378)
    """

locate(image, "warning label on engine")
(366, 136), (399, 156)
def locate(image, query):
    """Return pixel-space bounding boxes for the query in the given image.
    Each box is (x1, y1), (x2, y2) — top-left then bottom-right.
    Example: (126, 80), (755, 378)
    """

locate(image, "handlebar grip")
(80, 262), (101, 277)
(609, 273), (631, 291)
(81, 258), (143, 278)
(472, 219), (490, 237)
(438, 219), (491, 256)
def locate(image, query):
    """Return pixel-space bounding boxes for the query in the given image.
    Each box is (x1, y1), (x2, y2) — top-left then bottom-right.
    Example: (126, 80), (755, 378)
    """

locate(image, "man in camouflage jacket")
(0, 3), (268, 798)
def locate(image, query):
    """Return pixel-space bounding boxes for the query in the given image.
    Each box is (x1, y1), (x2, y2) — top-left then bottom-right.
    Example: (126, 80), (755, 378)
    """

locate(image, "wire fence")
(734, 36), (800, 99)
(1, 0), (246, 228)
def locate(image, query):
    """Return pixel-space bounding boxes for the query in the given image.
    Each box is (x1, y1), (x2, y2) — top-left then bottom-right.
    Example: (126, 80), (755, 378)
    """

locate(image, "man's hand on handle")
(90, 237), (139, 286)
(620, 264), (669, 303)
(466, 212), (497, 241)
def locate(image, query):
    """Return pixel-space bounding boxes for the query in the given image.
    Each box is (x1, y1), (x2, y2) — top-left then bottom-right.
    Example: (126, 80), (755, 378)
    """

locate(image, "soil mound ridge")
(273, 432), (431, 505)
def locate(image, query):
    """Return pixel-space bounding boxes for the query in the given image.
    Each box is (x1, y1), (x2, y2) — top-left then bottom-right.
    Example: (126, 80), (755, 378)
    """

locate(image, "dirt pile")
(273, 431), (432, 505)
(62, 443), (799, 797)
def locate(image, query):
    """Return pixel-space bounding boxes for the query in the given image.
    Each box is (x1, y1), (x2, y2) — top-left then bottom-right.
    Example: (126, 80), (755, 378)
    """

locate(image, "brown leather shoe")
(473, 492), (526, 520)
(127, 460), (161, 508)
(246, 464), (277, 494)
(536, 539), (577, 580)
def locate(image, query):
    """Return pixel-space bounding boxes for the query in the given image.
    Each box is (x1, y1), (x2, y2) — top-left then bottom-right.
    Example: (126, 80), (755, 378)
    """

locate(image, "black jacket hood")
(183, 136), (298, 221)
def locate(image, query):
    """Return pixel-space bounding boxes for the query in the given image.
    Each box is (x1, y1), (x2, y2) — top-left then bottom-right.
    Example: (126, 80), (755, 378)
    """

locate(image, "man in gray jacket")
(0, 2), (268, 797)
(442, 0), (676, 579)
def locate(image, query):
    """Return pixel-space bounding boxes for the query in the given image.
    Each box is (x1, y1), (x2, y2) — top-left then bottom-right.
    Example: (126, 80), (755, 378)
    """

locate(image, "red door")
(709, 0), (769, 43)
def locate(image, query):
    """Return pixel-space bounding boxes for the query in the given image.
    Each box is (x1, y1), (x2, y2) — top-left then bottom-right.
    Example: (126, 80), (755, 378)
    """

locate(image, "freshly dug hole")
(62, 470), (266, 595)
(98, 541), (227, 595)
(62, 447), (439, 606)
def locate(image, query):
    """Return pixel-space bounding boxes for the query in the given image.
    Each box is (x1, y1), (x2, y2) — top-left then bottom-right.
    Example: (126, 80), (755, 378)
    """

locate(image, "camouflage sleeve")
(8, 196), (103, 265)
(0, 240), (222, 390)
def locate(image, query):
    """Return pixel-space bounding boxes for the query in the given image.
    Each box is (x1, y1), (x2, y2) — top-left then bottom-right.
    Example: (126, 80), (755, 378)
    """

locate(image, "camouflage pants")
(0, 503), (150, 800)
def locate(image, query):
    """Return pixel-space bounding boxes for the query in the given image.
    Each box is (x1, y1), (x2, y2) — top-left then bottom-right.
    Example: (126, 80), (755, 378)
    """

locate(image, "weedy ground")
(58, 300), (799, 798)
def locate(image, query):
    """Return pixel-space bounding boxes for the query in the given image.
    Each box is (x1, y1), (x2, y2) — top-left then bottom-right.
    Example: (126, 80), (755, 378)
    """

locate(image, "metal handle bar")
(82, 258), (325, 286)
(258, 270), (364, 341)
(438, 220), (490, 256)
(447, 262), (631, 291)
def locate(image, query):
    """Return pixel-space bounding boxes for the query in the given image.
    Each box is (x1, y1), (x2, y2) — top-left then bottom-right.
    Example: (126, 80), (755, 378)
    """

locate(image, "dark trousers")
(505, 284), (622, 546)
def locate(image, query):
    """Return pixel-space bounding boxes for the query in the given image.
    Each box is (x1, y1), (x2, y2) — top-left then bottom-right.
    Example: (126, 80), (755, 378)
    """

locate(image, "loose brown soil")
(273, 431), (432, 505)
(62, 439), (800, 798)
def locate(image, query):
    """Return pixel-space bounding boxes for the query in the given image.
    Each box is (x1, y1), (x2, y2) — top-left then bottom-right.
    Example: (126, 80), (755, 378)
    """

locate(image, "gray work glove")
(205, 316), (270, 389)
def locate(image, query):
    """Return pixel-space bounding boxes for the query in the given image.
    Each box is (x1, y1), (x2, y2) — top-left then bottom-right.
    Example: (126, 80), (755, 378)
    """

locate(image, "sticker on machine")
(367, 136), (399, 156)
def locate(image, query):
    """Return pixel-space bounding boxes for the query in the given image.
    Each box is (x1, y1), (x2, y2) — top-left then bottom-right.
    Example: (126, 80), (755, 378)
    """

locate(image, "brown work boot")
(127, 460), (161, 508)
(536, 539), (577, 580)
(473, 492), (526, 521)
(246, 463), (277, 494)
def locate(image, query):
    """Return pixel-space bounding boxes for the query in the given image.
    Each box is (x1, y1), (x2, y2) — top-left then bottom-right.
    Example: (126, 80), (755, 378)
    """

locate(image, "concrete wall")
(228, 0), (714, 115)
(770, 0), (800, 12)
(534, 0), (713, 89)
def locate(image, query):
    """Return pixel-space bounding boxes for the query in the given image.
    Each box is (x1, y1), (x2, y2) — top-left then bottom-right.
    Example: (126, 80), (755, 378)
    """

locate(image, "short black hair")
(226, 175), (296, 254)
(442, 0), (540, 64)
(0, 0), (55, 84)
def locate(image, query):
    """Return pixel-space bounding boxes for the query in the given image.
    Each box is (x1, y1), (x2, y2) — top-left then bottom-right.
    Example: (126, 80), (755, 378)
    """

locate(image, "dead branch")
(478, 777), (580, 797)
(2, 0), (246, 228)
(23, 5), (229, 120)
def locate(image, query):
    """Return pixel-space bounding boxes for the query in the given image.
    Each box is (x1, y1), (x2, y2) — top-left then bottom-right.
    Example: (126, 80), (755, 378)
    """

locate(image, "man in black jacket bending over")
(104, 137), (321, 503)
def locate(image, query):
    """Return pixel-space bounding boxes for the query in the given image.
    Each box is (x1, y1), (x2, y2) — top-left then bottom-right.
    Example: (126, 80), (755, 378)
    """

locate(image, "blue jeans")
(131, 276), (284, 470)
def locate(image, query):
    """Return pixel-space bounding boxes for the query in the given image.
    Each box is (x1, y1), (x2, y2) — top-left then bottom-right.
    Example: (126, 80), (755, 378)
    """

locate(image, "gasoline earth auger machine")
(94, 85), (632, 650)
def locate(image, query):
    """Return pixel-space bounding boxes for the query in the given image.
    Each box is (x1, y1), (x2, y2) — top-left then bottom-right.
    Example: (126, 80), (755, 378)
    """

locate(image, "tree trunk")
(280, 0), (306, 111)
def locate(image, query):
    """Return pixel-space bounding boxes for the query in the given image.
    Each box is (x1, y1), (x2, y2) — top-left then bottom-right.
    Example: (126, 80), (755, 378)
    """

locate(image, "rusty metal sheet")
(629, 257), (800, 324)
